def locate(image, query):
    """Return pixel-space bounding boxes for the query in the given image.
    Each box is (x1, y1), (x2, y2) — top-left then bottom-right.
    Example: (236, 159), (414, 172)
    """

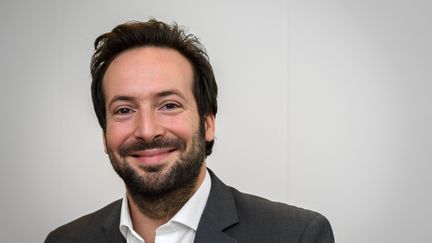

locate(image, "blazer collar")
(102, 199), (126, 243)
(194, 169), (239, 243)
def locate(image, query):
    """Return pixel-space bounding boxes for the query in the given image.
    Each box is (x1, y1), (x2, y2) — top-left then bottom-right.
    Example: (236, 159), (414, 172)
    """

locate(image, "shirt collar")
(170, 169), (211, 230)
(119, 169), (211, 237)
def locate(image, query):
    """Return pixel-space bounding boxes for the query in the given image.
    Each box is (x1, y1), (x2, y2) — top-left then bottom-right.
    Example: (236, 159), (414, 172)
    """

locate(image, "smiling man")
(45, 19), (334, 243)
(104, 47), (213, 230)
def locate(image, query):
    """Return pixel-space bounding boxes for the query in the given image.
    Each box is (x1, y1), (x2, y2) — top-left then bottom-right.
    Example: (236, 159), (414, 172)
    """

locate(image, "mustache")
(119, 137), (186, 157)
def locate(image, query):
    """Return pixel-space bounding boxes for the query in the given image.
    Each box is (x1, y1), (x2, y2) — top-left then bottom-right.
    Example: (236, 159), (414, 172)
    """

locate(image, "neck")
(127, 165), (207, 243)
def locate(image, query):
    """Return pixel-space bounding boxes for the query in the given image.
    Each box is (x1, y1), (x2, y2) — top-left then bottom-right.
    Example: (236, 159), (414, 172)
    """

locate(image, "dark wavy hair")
(90, 19), (218, 156)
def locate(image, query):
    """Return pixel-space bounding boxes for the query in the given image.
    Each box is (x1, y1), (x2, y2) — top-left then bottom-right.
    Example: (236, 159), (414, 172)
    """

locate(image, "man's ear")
(102, 132), (108, 154)
(204, 114), (215, 142)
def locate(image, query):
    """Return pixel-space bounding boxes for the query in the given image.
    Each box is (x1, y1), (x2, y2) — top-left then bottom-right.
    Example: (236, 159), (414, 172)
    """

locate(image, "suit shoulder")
(45, 199), (122, 243)
(231, 187), (316, 221)
(229, 188), (334, 242)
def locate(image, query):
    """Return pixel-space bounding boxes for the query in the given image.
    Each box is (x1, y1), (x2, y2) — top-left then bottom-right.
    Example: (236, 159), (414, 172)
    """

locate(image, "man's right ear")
(102, 133), (108, 154)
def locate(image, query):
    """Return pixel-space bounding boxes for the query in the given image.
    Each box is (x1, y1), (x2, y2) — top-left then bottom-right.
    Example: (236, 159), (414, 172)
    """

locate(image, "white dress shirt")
(119, 170), (211, 243)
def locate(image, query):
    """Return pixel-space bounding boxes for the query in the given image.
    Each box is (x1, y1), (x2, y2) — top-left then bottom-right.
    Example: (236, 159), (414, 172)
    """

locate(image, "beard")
(106, 123), (206, 200)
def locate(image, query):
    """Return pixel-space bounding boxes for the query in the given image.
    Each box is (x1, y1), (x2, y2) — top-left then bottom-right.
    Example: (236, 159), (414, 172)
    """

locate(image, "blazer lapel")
(194, 170), (239, 243)
(101, 200), (126, 243)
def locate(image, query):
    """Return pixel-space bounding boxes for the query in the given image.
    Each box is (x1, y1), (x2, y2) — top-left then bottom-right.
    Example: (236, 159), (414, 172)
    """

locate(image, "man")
(45, 19), (334, 243)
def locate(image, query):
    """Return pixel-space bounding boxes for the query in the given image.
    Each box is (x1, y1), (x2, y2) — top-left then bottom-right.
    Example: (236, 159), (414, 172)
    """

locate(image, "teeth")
(128, 149), (176, 157)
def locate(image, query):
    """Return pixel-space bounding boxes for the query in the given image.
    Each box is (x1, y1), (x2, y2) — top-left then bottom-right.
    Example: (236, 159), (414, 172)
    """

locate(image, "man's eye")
(162, 103), (180, 110)
(114, 107), (132, 114)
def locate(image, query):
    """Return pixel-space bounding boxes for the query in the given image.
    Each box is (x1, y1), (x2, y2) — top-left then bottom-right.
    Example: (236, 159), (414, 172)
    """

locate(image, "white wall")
(0, 1), (430, 242)
(287, 1), (432, 242)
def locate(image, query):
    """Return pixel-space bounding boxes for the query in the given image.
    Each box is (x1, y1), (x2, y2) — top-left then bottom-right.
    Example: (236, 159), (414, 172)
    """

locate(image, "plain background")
(1, 0), (431, 242)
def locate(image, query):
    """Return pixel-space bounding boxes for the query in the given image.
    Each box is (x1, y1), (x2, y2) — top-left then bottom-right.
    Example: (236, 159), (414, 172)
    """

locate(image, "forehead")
(102, 47), (194, 101)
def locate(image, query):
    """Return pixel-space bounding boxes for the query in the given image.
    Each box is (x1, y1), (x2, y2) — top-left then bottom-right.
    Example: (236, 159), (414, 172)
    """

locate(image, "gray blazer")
(45, 170), (334, 243)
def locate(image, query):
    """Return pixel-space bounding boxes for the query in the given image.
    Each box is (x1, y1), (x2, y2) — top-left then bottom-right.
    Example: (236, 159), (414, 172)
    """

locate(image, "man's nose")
(133, 110), (164, 142)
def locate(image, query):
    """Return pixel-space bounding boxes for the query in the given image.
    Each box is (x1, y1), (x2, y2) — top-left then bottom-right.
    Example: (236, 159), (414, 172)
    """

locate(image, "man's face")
(102, 47), (215, 196)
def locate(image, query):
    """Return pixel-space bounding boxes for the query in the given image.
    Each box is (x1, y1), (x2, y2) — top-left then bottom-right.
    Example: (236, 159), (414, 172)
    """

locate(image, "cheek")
(105, 122), (133, 150)
(161, 115), (197, 140)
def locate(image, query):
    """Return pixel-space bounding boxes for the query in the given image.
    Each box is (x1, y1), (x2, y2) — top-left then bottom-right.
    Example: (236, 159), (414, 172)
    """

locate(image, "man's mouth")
(128, 148), (177, 165)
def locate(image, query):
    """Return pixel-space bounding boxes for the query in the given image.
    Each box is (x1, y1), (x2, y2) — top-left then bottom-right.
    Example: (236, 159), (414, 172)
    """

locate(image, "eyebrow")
(107, 89), (187, 108)
(108, 95), (136, 108)
(156, 89), (186, 100)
